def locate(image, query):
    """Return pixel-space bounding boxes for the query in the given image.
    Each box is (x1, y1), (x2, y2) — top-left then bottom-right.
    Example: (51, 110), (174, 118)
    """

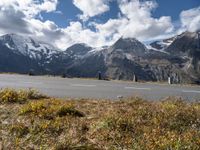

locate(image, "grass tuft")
(0, 88), (47, 104)
(9, 123), (29, 137)
(57, 105), (85, 117)
(19, 99), (84, 119)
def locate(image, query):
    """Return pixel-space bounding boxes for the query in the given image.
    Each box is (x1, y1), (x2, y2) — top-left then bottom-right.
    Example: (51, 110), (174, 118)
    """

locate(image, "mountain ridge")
(0, 31), (199, 84)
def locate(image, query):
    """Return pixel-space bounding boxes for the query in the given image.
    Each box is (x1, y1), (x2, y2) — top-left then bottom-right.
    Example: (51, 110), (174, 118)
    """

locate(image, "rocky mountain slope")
(0, 34), (63, 74)
(0, 32), (199, 84)
(0, 34), (59, 59)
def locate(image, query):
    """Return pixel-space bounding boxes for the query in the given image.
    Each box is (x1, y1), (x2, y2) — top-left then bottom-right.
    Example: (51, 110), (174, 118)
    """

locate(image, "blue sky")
(0, 0), (200, 49)
(41, 0), (200, 28)
(153, 0), (199, 20)
(41, 0), (120, 28)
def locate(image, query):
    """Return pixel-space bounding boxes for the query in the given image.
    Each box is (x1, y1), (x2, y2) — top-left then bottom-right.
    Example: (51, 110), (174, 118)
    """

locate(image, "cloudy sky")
(0, 0), (199, 50)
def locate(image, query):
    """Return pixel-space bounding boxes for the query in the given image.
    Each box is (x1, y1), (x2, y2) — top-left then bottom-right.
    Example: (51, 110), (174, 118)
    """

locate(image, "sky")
(0, 0), (199, 50)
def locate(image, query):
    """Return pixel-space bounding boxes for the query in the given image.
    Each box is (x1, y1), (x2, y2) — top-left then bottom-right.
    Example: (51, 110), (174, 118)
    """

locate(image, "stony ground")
(0, 88), (199, 150)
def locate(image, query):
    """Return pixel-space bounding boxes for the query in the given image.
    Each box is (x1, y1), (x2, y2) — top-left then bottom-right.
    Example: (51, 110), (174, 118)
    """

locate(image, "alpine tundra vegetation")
(0, 89), (200, 149)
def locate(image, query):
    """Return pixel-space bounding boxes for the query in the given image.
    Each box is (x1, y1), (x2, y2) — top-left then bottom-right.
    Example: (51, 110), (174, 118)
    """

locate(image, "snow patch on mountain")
(89, 46), (108, 54)
(146, 36), (176, 54)
(0, 34), (59, 60)
(5, 43), (14, 50)
(146, 44), (169, 54)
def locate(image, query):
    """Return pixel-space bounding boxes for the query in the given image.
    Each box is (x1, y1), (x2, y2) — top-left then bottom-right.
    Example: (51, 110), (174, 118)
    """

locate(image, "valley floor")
(0, 89), (200, 149)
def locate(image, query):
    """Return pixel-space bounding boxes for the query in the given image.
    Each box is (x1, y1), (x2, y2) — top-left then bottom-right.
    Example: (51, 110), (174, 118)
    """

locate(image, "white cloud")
(0, 5), (30, 35)
(59, 22), (108, 49)
(0, 0), (199, 51)
(0, 0), (71, 49)
(94, 0), (174, 43)
(180, 6), (200, 32)
(68, 0), (174, 48)
(119, 0), (157, 20)
(73, 0), (110, 21)
(39, 0), (58, 12)
(0, 0), (175, 50)
(0, 0), (58, 18)
(0, 0), (111, 49)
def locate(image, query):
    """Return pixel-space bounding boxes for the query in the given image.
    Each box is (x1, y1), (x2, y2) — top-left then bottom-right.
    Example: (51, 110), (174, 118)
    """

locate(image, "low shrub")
(19, 99), (84, 119)
(0, 88), (22, 103)
(0, 88), (47, 104)
(57, 105), (85, 117)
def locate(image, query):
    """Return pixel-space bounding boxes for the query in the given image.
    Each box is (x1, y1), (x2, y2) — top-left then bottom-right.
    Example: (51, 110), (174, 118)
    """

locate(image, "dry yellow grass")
(0, 89), (199, 149)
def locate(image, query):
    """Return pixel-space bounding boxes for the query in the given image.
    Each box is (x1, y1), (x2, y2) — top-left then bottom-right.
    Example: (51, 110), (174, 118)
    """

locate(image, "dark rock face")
(166, 32), (200, 55)
(66, 51), (107, 78)
(165, 31), (200, 83)
(105, 38), (152, 81)
(65, 43), (92, 57)
(0, 44), (42, 74)
(0, 32), (200, 84)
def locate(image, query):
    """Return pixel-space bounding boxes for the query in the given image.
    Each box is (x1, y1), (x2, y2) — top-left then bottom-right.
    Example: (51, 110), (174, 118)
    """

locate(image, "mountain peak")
(0, 33), (59, 59)
(108, 37), (147, 56)
(66, 43), (93, 56)
(116, 37), (141, 44)
(112, 37), (145, 48)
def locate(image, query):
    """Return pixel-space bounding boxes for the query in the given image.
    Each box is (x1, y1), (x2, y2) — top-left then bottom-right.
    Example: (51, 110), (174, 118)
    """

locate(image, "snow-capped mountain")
(0, 34), (59, 60)
(65, 33), (200, 83)
(146, 36), (176, 54)
(0, 34), (64, 74)
(0, 32), (199, 84)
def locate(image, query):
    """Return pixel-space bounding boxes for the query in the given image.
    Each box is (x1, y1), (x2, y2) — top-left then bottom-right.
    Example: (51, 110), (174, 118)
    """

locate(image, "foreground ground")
(0, 89), (200, 150)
